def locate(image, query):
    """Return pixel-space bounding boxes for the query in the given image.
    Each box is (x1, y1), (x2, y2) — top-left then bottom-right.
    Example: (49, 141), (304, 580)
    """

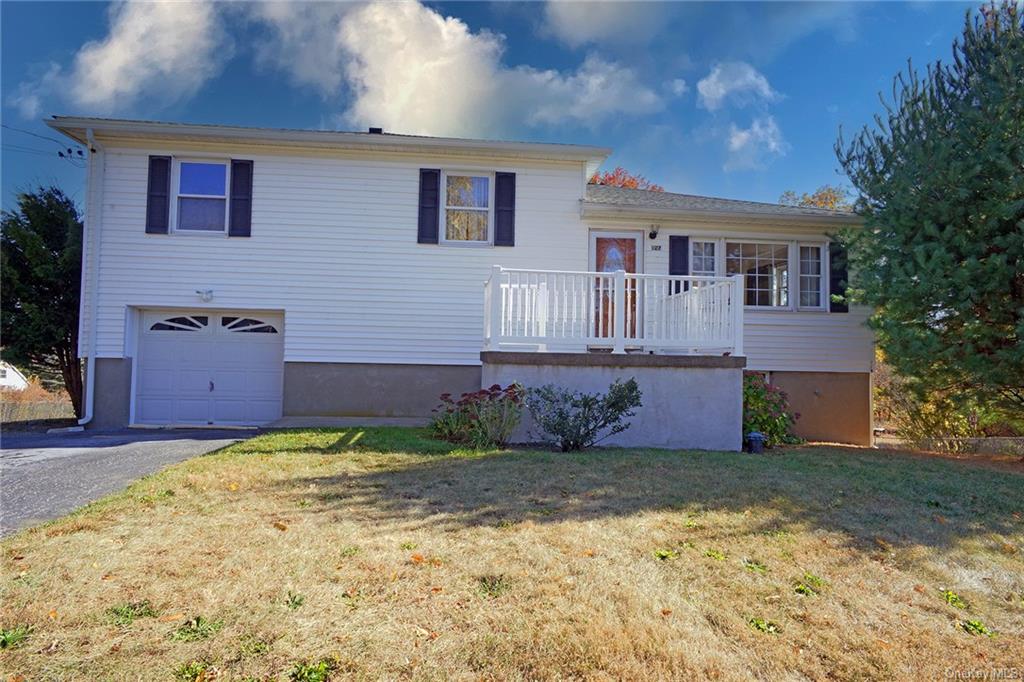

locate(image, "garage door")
(135, 311), (284, 425)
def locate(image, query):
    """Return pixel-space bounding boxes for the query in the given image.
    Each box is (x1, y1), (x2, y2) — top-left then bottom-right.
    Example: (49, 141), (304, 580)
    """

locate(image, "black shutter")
(417, 169), (440, 244)
(145, 156), (171, 234)
(829, 242), (849, 313)
(494, 172), (515, 246)
(669, 235), (689, 293)
(229, 160), (254, 237)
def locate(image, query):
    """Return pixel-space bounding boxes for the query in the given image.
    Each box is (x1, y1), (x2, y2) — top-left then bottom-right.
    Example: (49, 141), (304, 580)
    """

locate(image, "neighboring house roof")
(583, 184), (860, 225)
(0, 361), (29, 389)
(46, 116), (612, 176)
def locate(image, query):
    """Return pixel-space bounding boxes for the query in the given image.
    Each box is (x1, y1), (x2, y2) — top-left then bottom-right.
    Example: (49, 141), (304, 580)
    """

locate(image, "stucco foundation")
(283, 362), (481, 418)
(768, 371), (873, 446)
(481, 352), (745, 451)
(89, 358), (132, 429)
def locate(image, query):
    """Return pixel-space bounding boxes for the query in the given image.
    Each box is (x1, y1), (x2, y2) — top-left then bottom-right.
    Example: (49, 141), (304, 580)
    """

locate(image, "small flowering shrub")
(430, 383), (524, 448)
(525, 378), (642, 452)
(742, 373), (801, 447)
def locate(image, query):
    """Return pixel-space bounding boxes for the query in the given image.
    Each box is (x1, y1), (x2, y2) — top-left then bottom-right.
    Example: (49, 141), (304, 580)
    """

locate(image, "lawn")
(2, 428), (1022, 680)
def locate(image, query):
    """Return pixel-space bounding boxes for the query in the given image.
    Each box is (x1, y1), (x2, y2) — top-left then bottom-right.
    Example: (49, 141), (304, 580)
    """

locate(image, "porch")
(482, 266), (744, 356)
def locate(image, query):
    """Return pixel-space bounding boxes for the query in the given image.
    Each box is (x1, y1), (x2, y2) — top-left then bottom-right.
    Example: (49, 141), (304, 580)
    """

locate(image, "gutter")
(581, 201), (862, 228)
(45, 116), (612, 169)
(77, 128), (103, 428)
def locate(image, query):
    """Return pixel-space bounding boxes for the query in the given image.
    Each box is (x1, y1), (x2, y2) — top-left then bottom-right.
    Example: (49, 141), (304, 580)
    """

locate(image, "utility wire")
(1, 123), (73, 148)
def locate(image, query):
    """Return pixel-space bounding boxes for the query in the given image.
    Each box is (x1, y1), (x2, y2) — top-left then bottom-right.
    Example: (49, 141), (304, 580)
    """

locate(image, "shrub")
(430, 383), (524, 448)
(742, 373), (800, 447)
(525, 378), (642, 451)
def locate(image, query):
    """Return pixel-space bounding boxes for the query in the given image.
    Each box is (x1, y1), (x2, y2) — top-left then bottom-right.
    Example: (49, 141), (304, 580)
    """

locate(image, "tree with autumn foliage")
(589, 167), (665, 192)
(779, 184), (852, 211)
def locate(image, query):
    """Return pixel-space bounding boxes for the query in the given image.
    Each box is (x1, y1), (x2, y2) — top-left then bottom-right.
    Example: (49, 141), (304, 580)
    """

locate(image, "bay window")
(684, 238), (829, 310)
(726, 242), (790, 307)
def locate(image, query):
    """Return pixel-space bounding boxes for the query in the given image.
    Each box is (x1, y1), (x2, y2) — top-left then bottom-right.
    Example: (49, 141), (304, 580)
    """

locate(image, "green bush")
(525, 378), (642, 451)
(742, 373), (800, 447)
(430, 383), (524, 448)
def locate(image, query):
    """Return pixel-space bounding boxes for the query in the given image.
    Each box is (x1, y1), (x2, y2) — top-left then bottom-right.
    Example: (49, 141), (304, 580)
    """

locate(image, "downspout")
(78, 128), (103, 426)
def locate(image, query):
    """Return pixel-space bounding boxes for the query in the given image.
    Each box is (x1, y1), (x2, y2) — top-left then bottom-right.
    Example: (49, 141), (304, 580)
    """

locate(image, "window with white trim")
(799, 245), (824, 308)
(725, 242), (790, 307)
(691, 241), (716, 277)
(174, 161), (228, 232)
(441, 173), (491, 243)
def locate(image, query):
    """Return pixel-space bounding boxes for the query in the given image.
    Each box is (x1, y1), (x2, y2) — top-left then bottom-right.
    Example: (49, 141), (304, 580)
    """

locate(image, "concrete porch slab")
(268, 416), (430, 429)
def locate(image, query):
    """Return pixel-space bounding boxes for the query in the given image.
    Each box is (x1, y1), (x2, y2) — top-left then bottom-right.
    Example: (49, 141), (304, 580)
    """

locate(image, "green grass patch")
(654, 548), (679, 561)
(290, 658), (337, 682)
(942, 590), (967, 609)
(107, 599), (158, 626)
(170, 616), (223, 642)
(0, 624), (32, 649)
(748, 617), (781, 634)
(477, 574), (512, 598)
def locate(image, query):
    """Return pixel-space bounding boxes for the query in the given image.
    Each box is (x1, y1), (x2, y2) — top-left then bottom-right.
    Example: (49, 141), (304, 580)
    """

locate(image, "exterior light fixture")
(196, 289), (214, 302)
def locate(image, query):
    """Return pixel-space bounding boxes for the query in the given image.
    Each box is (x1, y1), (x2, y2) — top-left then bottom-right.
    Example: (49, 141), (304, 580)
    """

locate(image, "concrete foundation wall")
(283, 362), (481, 418)
(90, 358), (132, 429)
(769, 371), (872, 446)
(481, 352), (745, 451)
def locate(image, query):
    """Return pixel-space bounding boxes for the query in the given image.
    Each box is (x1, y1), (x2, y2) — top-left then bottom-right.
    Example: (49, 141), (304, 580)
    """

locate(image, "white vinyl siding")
(85, 144), (588, 364)
(82, 140), (872, 375)
(627, 226), (874, 373)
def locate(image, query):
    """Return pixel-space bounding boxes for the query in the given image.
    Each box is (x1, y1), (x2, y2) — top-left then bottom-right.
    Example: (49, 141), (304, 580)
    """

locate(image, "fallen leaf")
(1000, 542), (1017, 555)
(48, 609), (58, 620)
(410, 554), (424, 564)
(158, 613), (185, 622)
(272, 521), (288, 531)
(431, 587), (443, 593)
(228, 482), (239, 491)
(101, 573), (114, 581)
(661, 609), (672, 616)
(913, 584), (926, 594)
(8, 674), (26, 682)
(582, 549), (596, 557)
(933, 514), (947, 524)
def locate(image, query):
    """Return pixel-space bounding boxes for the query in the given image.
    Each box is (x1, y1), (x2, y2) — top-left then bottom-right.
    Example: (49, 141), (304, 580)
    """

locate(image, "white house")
(0, 361), (30, 391)
(48, 116), (873, 446)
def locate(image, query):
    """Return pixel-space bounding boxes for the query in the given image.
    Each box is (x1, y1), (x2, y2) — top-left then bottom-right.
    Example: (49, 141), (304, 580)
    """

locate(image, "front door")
(590, 232), (642, 340)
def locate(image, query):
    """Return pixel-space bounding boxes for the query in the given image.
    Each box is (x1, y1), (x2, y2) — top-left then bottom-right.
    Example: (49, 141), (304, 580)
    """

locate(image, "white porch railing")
(483, 266), (744, 355)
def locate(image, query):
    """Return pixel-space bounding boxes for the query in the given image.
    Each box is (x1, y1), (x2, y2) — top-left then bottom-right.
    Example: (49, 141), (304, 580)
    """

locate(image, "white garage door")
(135, 311), (284, 426)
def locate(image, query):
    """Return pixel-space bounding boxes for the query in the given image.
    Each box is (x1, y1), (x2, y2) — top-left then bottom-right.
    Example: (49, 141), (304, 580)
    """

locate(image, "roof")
(584, 184), (859, 225)
(46, 116), (611, 175)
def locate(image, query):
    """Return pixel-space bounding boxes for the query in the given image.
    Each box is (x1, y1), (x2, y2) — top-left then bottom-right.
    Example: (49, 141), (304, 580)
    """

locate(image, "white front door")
(135, 311), (284, 426)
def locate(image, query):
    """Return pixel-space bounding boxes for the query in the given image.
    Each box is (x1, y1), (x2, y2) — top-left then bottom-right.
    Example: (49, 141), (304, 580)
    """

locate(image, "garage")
(134, 311), (284, 426)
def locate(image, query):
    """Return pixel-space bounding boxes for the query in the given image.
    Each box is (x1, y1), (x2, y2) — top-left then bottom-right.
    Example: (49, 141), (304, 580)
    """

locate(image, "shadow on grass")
(267, 431), (1024, 552)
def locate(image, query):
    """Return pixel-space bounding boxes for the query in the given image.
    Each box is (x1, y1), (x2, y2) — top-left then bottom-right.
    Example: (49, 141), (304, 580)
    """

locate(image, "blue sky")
(1, 1), (974, 210)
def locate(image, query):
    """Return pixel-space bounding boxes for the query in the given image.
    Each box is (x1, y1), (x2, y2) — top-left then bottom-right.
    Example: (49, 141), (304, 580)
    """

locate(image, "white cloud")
(724, 116), (788, 171)
(666, 78), (689, 97)
(252, 1), (663, 137)
(541, 0), (667, 48)
(697, 62), (780, 111)
(244, 2), (352, 95)
(9, 1), (229, 117)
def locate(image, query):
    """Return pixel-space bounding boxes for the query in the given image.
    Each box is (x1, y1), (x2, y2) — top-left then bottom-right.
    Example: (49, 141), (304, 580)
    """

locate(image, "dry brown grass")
(1, 377), (74, 424)
(2, 428), (1022, 680)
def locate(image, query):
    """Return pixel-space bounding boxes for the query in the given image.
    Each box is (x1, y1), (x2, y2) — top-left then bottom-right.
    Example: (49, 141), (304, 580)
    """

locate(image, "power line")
(3, 143), (59, 157)
(1, 123), (73, 148)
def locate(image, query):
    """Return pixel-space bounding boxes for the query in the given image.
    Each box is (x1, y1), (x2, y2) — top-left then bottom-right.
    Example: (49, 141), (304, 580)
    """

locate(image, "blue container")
(747, 432), (766, 453)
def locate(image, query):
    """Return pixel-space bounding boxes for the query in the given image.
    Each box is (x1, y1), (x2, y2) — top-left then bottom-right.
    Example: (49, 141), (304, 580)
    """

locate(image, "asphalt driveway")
(0, 429), (247, 537)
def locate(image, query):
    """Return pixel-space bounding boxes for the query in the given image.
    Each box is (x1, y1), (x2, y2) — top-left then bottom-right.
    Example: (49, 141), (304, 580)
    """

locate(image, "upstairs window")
(175, 161), (228, 232)
(442, 173), (491, 243)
